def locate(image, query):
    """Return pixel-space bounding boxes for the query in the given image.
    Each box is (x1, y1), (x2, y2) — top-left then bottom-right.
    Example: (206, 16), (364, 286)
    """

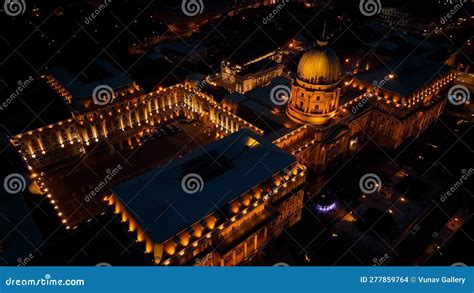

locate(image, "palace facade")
(275, 42), (456, 170)
(10, 83), (263, 171)
(107, 129), (306, 266)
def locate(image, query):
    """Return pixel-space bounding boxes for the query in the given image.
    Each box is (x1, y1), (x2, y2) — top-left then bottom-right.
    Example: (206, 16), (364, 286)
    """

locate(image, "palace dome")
(296, 46), (341, 85)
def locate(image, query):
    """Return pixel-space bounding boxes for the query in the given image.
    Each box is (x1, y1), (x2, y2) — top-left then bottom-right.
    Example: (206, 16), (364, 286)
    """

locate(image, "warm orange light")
(205, 215), (217, 229)
(230, 201), (240, 214)
(164, 241), (176, 255)
(179, 232), (190, 246)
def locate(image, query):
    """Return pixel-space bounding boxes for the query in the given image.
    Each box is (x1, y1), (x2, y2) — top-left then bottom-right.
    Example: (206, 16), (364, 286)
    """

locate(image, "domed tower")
(287, 41), (342, 125)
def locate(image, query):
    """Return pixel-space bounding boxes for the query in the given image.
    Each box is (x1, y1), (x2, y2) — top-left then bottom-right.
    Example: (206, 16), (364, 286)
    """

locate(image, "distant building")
(106, 129), (307, 266)
(219, 51), (285, 93)
(379, 7), (414, 32)
(43, 58), (142, 112)
(157, 40), (209, 64)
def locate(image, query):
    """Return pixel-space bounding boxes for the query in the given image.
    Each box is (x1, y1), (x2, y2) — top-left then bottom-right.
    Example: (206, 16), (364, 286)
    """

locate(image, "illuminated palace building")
(9, 38), (457, 265)
(108, 130), (306, 265)
(219, 50), (285, 93)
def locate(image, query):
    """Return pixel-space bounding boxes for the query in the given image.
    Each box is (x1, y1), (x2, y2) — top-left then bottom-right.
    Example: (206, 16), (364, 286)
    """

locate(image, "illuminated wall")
(287, 75), (342, 125)
(219, 51), (285, 93)
(108, 163), (307, 266)
(10, 84), (264, 170)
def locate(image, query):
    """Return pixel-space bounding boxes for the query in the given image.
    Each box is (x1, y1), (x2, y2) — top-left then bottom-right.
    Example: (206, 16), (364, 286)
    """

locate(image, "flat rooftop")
(48, 58), (135, 101)
(112, 129), (296, 243)
(355, 56), (451, 96)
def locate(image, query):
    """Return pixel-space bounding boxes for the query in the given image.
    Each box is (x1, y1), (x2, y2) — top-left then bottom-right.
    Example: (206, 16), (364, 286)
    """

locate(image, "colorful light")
(315, 203), (336, 212)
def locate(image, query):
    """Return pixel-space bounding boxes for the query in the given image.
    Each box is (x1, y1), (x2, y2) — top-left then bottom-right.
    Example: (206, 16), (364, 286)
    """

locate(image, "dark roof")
(112, 129), (295, 243)
(224, 93), (247, 105)
(48, 58), (134, 100)
(355, 56), (451, 96)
